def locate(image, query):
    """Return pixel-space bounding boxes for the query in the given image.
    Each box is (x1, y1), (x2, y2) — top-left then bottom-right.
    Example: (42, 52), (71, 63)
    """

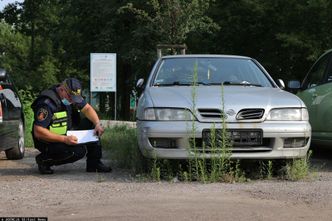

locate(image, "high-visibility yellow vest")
(49, 111), (67, 135)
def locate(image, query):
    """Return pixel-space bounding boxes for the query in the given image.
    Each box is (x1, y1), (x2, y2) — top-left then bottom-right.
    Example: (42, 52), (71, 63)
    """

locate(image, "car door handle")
(312, 93), (317, 98)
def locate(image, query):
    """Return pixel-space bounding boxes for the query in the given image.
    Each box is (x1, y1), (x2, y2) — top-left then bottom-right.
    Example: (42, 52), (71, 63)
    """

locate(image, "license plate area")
(202, 129), (263, 147)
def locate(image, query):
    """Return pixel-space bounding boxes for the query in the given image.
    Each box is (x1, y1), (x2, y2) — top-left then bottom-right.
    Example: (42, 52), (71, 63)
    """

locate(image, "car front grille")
(236, 109), (264, 120)
(198, 108), (224, 119)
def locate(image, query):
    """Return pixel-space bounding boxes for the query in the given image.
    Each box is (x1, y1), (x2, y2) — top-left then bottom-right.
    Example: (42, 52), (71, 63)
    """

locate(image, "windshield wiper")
(192, 81), (210, 85)
(154, 81), (213, 86)
(154, 81), (192, 86)
(222, 81), (262, 87)
(206, 83), (224, 85)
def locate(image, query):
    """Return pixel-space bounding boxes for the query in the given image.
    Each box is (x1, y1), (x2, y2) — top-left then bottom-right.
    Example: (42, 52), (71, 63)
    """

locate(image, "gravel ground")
(0, 148), (332, 221)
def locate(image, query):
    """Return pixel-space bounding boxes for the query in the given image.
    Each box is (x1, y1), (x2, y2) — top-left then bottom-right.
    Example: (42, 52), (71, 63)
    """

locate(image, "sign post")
(90, 53), (117, 119)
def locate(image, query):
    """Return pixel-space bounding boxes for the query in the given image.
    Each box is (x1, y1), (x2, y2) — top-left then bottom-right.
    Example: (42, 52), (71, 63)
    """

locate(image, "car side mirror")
(276, 79), (285, 90)
(0, 69), (7, 81)
(287, 80), (301, 93)
(136, 78), (144, 88)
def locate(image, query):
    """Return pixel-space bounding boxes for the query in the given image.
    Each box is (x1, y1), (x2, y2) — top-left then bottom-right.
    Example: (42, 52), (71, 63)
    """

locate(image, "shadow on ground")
(310, 146), (332, 172)
(0, 148), (132, 182)
(1, 146), (332, 180)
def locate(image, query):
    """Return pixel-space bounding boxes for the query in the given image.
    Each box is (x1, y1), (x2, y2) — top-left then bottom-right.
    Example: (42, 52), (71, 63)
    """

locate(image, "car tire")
(5, 119), (25, 160)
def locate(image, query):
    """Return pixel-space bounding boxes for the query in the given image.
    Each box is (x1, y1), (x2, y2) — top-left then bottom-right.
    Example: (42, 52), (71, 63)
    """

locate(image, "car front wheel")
(5, 119), (25, 160)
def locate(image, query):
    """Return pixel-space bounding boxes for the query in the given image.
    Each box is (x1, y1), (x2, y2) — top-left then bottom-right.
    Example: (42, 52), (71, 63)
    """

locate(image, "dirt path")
(0, 148), (332, 221)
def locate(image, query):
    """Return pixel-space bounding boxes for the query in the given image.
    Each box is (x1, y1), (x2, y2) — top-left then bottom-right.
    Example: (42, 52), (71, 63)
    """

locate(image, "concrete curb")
(100, 120), (136, 128)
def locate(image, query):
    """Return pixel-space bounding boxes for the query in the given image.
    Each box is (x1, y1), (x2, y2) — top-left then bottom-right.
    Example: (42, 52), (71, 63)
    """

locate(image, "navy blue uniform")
(32, 87), (102, 169)
(34, 97), (86, 128)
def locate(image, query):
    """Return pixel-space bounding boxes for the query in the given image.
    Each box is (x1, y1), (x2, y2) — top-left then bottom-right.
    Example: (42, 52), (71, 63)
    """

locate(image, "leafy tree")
(0, 1), (23, 29)
(0, 21), (30, 88)
(2, 0), (332, 119)
(208, 0), (332, 81)
(36, 56), (59, 89)
(109, 0), (219, 118)
(269, 0), (332, 80)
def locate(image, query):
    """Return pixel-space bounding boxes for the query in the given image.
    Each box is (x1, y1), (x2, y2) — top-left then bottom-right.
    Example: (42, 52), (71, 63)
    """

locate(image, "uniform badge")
(37, 108), (48, 121)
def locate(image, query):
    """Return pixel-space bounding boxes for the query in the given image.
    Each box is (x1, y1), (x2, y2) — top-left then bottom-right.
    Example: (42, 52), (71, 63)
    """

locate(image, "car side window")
(303, 54), (330, 89)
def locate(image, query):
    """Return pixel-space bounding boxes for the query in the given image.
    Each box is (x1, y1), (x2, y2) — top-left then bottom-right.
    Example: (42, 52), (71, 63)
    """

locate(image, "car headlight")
(266, 108), (309, 121)
(144, 108), (194, 121)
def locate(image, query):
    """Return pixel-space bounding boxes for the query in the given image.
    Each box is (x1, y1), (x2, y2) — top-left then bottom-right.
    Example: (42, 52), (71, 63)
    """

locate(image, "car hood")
(145, 86), (304, 121)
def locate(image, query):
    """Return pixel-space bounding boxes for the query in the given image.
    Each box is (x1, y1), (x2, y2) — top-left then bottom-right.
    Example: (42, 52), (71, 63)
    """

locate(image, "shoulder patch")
(37, 107), (49, 122)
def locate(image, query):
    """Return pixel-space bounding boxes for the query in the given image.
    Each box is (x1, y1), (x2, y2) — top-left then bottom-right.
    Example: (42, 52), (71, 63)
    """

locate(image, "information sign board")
(90, 53), (116, 92)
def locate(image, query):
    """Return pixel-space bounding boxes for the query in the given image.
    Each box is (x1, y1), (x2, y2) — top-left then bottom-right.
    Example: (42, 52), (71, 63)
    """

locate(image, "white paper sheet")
(66, 129), (99, 144)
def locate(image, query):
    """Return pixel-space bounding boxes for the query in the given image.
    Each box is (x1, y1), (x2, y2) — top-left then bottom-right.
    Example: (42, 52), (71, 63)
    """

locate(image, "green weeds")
(183, 66), (244, 183)
(101, 126), (313, 182)
(284, 150), (313, 181)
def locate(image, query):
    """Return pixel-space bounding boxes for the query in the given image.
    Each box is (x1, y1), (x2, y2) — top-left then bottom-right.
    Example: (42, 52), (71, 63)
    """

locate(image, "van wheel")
(5, 119), (25, 160)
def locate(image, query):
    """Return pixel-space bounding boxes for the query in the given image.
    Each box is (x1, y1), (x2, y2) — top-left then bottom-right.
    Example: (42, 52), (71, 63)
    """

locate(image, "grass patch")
(283, 150), (313, 181)
(101, 125), (143, 174)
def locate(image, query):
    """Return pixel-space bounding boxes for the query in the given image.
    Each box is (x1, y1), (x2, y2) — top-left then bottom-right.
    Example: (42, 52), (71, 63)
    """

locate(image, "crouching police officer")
(31, 78), (111, 174)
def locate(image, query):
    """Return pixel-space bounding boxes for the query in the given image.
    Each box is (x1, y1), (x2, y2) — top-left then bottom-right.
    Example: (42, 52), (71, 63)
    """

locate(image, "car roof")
(161, 54), (252, 59)
(320, 49), (332, 57)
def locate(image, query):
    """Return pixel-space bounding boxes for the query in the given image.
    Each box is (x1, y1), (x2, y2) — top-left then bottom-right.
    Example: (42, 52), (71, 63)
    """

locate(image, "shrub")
(18, 88), (36, 147)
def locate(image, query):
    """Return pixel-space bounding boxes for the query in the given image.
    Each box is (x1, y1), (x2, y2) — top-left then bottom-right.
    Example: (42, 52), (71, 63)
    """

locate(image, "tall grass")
(189, 64), (235, 182)
(181, 64), (245, 183)
(101, 125), (143, 173)
(189, 61), (199, 181)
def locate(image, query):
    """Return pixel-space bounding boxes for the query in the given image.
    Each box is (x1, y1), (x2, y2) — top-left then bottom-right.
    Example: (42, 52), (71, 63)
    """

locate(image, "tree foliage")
(0, 21), (29, 87)
(0, 0), (332, 119)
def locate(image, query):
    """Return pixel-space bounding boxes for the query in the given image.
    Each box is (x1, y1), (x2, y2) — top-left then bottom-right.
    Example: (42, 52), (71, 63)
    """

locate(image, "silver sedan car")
(136, 55), (311, 159)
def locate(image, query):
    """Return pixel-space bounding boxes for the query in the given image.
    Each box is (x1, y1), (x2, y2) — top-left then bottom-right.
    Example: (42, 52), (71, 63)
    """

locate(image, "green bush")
(19, 88), (36, 148)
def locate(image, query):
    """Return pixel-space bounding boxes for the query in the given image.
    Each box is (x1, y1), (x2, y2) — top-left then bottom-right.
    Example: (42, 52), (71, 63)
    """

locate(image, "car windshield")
(153, 57), (273, 87)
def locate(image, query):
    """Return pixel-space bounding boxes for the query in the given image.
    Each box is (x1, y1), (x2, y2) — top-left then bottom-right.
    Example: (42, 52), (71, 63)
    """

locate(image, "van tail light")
(0, 101), (3, 123)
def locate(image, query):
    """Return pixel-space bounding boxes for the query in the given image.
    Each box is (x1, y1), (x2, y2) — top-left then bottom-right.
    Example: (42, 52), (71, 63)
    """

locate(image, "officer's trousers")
(33, 118), (103, 167)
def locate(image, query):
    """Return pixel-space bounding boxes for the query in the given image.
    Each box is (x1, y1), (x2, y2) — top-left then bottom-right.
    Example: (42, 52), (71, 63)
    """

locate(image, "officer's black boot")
(86, 142), (112, 173)
(86, 160), (112, 173)
(35, 154), (54, 174)
(86, 141), (111, 173)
